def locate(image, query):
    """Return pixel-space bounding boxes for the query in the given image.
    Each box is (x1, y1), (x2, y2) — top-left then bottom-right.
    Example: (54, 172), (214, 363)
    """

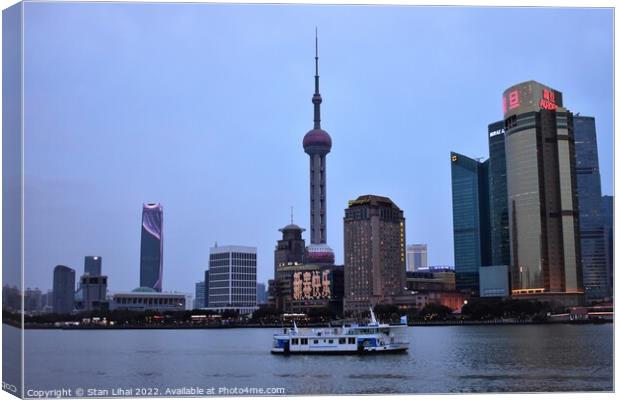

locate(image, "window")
(313, 339), (319, 344)
(339, 338), (346, 344)
(292, 339), (298, 345)
(301, 338), (308, 345)
(328, 339), (333, 344)
(348, 337), (356, 344)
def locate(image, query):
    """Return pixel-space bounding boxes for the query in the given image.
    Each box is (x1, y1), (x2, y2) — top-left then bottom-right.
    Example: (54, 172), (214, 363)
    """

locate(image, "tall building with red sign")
(502, 81), (583, 301)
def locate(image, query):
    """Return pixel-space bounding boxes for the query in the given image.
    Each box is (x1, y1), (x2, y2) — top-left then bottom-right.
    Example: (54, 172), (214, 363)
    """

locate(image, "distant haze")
(19, 3), (613, 295)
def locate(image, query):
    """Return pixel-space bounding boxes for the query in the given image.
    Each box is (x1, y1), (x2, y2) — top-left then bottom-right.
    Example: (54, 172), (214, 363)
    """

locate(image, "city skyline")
(19, 3), (613, 295)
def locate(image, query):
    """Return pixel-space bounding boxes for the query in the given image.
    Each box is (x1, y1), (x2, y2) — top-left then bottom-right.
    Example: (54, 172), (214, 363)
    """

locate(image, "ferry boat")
(271, 308), (409, 354)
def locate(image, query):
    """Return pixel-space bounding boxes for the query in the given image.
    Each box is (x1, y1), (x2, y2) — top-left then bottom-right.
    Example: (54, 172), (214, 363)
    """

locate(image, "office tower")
(274, 221), (306, 279)
(256, 282), (267, 305)
(406, 244), (428, 272)
(488, 121), (511, 266)
(84, 256), (102, 276)
(204, 270), (209, 307)
(78, 275), (107, 311)
(208, 245), (257, 314)
(573, 115), (609, 300)
(52, 265), (75, 314)
(450, 152), (491, 295)
(302, 32), (335, 265)
(194, 281), (205, 309)
(601, 195), (613, 295)
(140, 203), (163, 292)
(344, 195), (406, 313)
(503, 81), (582, 296)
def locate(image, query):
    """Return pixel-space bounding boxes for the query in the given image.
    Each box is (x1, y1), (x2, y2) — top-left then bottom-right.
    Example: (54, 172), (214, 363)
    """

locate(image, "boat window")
(328, 339), (333, 344)
(301, 338), (308, 345)
(339, 338), (346, 344)
(348, 337), (355, 344)
(292, 339), (298, 345)
(313, 339), (319, 344)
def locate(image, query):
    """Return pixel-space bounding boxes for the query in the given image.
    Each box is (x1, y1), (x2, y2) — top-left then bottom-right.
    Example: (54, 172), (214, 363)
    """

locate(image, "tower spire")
(313, 27), (322, 129)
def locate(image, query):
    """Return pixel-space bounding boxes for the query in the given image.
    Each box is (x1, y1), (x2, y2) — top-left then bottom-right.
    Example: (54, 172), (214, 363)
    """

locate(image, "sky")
(16, 2), (613, 295)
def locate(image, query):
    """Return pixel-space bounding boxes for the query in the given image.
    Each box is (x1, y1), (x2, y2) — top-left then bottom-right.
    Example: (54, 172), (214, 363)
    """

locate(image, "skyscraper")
(302, 32), (335, 265)
(140, 203), (163, 292)
(84, 256), (102, 276)
(601, 195), (613, 296)
(574, 115), (609, 300)
(503, 81), (582, 297)
(52, 265), (75, 314)
(406, 244), (428, 272)
(344, 195), (406, 313)
(488, 121), (510, 267)
(194, 281), (205, 309)
(450, 152), (491, 295)
(208, 245), (257, 314)
(204, 270), (210, 307)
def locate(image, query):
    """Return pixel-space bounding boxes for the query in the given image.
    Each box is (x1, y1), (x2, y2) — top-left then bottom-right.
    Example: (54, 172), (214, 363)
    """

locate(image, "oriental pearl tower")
(303, 31), (335, 265)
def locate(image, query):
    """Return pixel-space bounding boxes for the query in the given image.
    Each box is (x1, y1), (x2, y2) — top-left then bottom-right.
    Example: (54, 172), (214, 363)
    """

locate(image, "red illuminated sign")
(539, 88), (558, 111)
(508, 90), (520, 110)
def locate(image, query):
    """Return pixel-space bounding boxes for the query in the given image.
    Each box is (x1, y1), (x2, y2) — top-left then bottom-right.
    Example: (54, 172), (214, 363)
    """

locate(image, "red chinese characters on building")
(539, 88), (558, 111)
(503, 89), (520, 113)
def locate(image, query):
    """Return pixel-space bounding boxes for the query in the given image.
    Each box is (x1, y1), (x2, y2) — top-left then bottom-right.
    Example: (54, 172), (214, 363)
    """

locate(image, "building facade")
(479, 265), (510, 297)
(140, 203), (163, 292)
(84, 256), (102, 276)
(207, 245), (257, 315)
(601, 195), (613, 296)
(503, 81), (582, 297)
(77, 275), (108, 311)
(574, 115), (610, 300)
(406, 244), (428, 272)
(52, 265), (75, 314)
(288, 264), (344, 314)
(204, 270), (210, 307)
(450, 152), (491, 295)
(488, 121), (511, 267)
(344, 195), (406, 314)
(194, 281), (205, 309)
(110, 288), (188, 312)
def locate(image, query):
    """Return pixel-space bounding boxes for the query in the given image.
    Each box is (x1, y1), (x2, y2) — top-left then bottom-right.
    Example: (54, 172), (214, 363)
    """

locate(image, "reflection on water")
(22, 324), (612, 395)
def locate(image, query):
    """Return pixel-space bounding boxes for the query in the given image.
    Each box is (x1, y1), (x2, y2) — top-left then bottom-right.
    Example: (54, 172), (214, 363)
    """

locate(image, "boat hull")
(271, 347), (408, 355)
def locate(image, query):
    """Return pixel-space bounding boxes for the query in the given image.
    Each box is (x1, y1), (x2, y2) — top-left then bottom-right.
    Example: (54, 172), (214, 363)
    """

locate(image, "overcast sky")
(19, 2), (613, 295)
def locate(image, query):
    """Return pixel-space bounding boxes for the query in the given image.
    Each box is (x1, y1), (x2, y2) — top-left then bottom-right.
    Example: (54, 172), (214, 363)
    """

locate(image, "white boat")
(271, 308), (409, 354)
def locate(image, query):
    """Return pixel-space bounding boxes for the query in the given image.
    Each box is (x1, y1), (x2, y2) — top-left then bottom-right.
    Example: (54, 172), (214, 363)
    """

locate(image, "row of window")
(291, 337), (355, 345)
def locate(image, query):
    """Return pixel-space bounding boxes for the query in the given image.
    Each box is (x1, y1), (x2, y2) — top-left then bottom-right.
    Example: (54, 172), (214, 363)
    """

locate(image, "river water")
(16, 324), (613, 396)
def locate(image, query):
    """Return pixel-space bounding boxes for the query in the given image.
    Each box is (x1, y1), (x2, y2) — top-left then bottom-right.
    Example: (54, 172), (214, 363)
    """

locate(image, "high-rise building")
(24, 288), (43, 313)
(450, 152), (491, 295)
(207, 245), (257, 315)
(256, 282), (268, 305)
(52, 265), (75, 314)
(406, 244), (427, 271)
(302, 32), (335, 265)
(503, 81), (582, 297)
(573, 115), (609, 300)
(204, 270), (210, 308)
(84, 256), (102, 276)
(344, 195), (406, 314)
(194, 281), (205, 309)
(140, 203), (163, 292)
(488, 121), (511, 266)
(78, 275), (108, 311)
(601, 195), (613, 296)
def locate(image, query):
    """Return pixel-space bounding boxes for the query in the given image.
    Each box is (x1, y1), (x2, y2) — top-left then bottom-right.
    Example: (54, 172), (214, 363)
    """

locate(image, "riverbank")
(14, 317), (611, 329)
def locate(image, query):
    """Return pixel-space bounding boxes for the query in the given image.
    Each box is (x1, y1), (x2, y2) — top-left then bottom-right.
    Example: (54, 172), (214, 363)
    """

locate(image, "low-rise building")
(109, 287), (189, 312)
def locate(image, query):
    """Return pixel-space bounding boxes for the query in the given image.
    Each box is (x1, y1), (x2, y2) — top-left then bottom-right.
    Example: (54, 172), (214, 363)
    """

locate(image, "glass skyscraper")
(574, 115), (609, 299)
(488, 121), (510, 267)
(450, 152), (491, 295)
(52, 265), (75, 314)
(140, 203), (163, 292)
(84, 256), (102, 276)
(503, 81), (582, 296)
